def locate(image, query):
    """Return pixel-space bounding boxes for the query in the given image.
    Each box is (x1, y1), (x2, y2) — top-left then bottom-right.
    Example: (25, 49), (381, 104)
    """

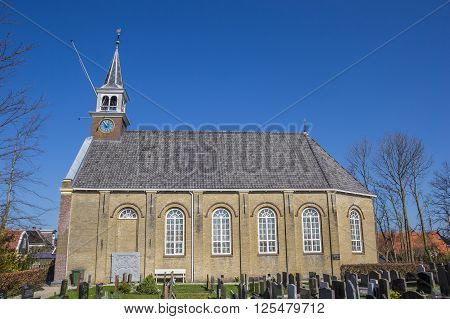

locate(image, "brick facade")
(55, 189), (377, 283)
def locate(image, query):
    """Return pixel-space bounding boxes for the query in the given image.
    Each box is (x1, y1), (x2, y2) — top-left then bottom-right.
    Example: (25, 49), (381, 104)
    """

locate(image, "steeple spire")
(102, 28), (123, 88)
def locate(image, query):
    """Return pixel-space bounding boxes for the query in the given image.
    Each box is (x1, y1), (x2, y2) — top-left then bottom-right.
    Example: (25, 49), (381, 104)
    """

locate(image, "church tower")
(90, 29), (129, 140)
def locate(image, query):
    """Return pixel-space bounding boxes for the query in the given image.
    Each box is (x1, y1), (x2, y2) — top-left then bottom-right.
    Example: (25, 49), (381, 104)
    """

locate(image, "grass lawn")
(51, 283), (240, 299)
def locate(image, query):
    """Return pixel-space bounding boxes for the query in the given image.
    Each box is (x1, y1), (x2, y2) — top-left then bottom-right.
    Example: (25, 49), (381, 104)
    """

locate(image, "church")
(54, 33), (377, 284)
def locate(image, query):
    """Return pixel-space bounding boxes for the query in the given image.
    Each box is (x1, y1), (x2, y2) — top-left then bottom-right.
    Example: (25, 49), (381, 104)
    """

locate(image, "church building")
(54, 33), (377, 284)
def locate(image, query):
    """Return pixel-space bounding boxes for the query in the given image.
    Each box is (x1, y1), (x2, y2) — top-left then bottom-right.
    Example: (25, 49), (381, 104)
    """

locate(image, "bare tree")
(429, 161), (450, 236)
(348, 137), (373, 189)
(0, 8), (48, 228)
(408, 138), (432, 261)
(374, 133), (416, 262)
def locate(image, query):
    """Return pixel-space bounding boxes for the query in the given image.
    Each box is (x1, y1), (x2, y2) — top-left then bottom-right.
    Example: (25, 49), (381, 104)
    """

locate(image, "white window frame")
(349, 210), (363, 253)
(118, 208), (138, 220)
(165, 208), (185, 256)
(211, 208), (231, 255)
(258, 208), (278, 254)
(302, 208), (322, 253)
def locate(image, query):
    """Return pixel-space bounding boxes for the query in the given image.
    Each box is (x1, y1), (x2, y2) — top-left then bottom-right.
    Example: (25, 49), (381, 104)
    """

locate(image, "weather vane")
(115, 27), (122, 47)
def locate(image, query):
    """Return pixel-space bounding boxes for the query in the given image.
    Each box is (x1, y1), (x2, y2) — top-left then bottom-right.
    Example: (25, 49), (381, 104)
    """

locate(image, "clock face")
(99, 119), (115, 133)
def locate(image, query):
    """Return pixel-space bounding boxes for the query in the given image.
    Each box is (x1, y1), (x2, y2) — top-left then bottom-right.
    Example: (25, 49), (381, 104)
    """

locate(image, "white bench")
(155, 269), (186, 283)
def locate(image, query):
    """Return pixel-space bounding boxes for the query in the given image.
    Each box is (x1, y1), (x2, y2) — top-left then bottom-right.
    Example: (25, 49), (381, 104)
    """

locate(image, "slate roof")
(71, 131), (371, 195)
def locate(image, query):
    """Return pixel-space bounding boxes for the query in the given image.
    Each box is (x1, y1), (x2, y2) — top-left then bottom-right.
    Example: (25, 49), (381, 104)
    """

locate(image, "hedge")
(340, 263), (419, 276)
(0, 267), (49, 297)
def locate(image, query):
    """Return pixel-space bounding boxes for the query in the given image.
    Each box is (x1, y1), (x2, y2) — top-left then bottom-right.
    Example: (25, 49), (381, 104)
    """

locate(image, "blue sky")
(3, 1), (449, 228)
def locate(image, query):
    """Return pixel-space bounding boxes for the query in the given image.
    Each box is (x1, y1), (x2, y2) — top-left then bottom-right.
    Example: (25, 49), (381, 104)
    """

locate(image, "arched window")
(118, 208), (138, 220)
(302, 208), (321, 253)
(349, 210), (363, 252)
(258, 208), (277, 254)
(101, 95), (109, 106)
(110, 96), (117, 106)
(212, 209), (231, 255)
(165, 209), (184, 255)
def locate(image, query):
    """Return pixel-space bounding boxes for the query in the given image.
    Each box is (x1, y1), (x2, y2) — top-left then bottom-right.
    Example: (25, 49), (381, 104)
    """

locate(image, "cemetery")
(19, 262), (447, 299)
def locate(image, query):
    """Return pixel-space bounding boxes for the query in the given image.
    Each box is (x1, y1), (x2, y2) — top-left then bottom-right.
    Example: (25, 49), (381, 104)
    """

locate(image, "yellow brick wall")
(59, 189), (377, 283)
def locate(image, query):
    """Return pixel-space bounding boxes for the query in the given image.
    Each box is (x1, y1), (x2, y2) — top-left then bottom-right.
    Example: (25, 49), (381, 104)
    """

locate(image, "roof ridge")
(305, 135), (332, 188)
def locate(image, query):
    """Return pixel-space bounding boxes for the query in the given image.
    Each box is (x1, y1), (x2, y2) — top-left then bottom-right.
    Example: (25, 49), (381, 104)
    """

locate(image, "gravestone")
(367, 279), (378, 298)
(405, 272), (417, 283)
(245, 274), (249, 292)
(323, 274), (332, 287)
(417, 272), (434, 294)
(319, 287), (334, 299)
(378, 278), (390, 299)
(282, 272), (288, 288)
(273, 282), (283, 299)
(230, 290), (237, 299)
(78, 282), (89, 299)
(288, 273), (295, 285)
(122, 273), (127, 282)
(319, 282), (329, 289)
(345, 280), (357, 299)
(59, 279), (68, 297)
(369, 271), (381, 281)
(128, 274), (133, 283)
(309, 272), (316, 279)
(250, 277), (255, 293)
(88, 274), (92, 285)
(392, 278), (407, 294)
(206, 274), (209, 290)
(332, 280), (346, 299)
(114, 275), (119, 291)
(94, 283), (103, 299)
(417, 264), (425, 273)
(316, 274), (321, 286)
(346, 273), (360, 299)
(299, 287), (311, 299)
(276, 273), (282, 285)
(390, 270), (399, 282)
(210, 276), (215, 292)
(381, 271), (391, 283)
(331, 275), (338, 281)
(259, 279), (265, 296)
(437, 265), (449, 296)
(216, 279), (222, 299)
(21, 285), (34, 299)
(360, 274), (369, 287)
(263, 286), (272, 299)
(403, 291), (425, 299)
(287, 284), (297, 299)
(221, 281), (227, 299)
(295, 273), (301, 292)
(308, 277), (318, 296)
(0, 289), (6, 299)
(240, 273), (245, 284)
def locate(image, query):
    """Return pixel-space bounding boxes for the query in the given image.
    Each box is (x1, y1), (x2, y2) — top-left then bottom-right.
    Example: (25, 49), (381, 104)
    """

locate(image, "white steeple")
(95, 28), (129, 113)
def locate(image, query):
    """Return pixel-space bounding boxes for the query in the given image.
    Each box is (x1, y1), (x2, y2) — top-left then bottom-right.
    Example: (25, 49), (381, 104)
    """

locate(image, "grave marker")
(21, 285), (34, 299)
(378, 278), (390, 299)
(282, 272), (288, 288)
(78, 282), (89, 299)
(417, 272), (434, 294)
(360, 274), (369, 287)
(323, 274), (331, 287)
(437, 265), (449, 296)
(94, 283), (103, 299)
(345, 280), (357, 299)
(59, 279), (68, 298)
(369, 271), (381, 281)
(390, 270), (399, 282)
(308, 277), (318, 296)
(392, 278), (407, 294)
(288, 273), (295, 285)
(319, 287), (334, 299)
(299, 287), (311, 299)
(332, 280), (346, 299)
(287, 284), (297, 299)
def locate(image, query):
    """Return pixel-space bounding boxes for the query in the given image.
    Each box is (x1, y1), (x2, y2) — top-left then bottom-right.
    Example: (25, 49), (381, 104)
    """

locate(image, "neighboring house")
(27, 228), (57, 253)
(377, 231), (450, 261)
(55, 32), (378, 284)
(5, 230), (29, 254)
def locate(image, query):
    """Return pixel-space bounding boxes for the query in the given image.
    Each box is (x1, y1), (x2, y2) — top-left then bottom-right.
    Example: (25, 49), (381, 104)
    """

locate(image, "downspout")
(190, 191), (194, 283)
(283, 192), (289, 273)
(326, 192), (334, 276)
